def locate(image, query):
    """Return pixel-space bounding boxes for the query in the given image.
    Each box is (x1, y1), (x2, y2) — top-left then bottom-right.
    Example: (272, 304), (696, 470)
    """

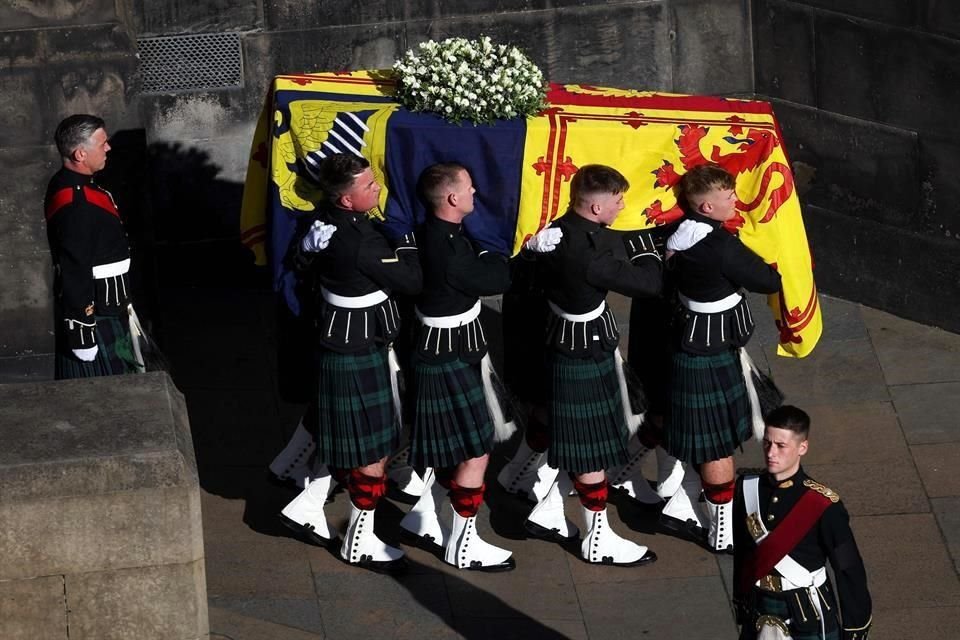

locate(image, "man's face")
(697, 186), (737, 223)
(592, 191), (626, 226)
(762, 426), (808, 479)
(451, 169), (476, 216)
(342, 167), (381, 213)
(78, 128), (111, 173)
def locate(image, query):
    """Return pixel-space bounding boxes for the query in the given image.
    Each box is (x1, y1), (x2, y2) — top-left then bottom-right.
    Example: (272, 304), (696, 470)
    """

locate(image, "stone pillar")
(0, 372), (209, 640)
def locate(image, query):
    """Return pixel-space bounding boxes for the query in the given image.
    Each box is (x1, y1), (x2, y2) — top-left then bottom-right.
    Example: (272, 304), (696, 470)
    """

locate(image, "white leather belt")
(321, 287), (388, 309)
(92, 258), (130, 279)
(417, 300), (481, 328)
(548, 300), (605, 322)
(678, 291), (742, 313)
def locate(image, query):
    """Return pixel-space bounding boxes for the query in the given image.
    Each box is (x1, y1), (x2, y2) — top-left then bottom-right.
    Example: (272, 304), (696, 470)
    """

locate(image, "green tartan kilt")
(547, 351), (629, 474)
(408, 359), (494, 469)
(55, 314), (140, 380)
(314, 345), (398, 469)
(739, 587), (840, 640)
(664, 349), (752, 465)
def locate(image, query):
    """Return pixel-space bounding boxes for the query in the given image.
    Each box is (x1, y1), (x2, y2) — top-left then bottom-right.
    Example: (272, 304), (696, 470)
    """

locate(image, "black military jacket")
(412, 216), (510, 364)
(294, 204), (422, 353)
(45, 167), (132, 350)
(733, 467), (872, 638)
(535, 211), (662, 358)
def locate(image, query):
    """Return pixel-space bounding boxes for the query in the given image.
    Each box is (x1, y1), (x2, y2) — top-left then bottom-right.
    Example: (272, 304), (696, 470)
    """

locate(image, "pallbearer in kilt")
(280, 153), (422, 574)
(45, 115), (144, 379)
(660, 164), (782, 553)
(524, 164), (662, 566)
(734, 406), (872, 640)
(398, 163), (516, 572)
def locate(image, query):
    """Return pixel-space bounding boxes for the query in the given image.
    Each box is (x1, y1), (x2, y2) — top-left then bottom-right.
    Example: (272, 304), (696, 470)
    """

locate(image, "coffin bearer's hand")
(524, 227), (563, 253)
(301, 220), (337, 253)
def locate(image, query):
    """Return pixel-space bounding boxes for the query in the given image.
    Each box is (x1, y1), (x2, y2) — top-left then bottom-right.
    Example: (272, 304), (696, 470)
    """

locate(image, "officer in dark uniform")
(524, 164), (662, 566)
(398, 162), (516, 572)
(45, 114), (142, 379)
(279, 153), (421, 574)
(734, 405), (872, 640)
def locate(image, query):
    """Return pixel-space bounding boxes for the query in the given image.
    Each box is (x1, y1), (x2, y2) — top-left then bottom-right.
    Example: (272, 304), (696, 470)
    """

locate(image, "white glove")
(524, 227), (563, 253)
(300, 220), (337, 253)
(73, 345), (99, 362)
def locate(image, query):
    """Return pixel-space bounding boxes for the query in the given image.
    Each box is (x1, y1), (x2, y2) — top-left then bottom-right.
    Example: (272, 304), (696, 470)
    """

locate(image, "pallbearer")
(399, 163), (516, 571)
(279, 153), (422, 574)
(525, 164), (661, 566)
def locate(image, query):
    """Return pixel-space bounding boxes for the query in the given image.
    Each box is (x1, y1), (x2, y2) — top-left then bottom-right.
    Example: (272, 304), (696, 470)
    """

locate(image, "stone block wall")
(0, 372), (208, 639)
(753, 0), (960, 332)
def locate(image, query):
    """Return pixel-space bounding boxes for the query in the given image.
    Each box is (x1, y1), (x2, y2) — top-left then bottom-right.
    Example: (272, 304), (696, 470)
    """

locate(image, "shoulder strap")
(45, 185), (119, 221)
(737, 488), (832, 594)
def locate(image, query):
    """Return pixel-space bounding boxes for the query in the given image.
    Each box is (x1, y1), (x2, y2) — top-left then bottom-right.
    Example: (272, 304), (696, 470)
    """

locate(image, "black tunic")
(535, 211), (662, 359)
(733, 468), (872, 638)
(293, 204), (422, 354)
(44, 167), (132, 350)
(413, 216), (510, 364)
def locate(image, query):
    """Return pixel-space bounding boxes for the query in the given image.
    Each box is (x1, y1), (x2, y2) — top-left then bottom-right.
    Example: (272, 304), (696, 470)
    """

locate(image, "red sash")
(737, 488), (832, 595)
(45, 186), (119, 221)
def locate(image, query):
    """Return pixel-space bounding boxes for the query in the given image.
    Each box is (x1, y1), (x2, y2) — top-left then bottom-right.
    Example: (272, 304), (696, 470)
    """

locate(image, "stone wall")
(0, 372), (208, 640)
(752, 0), (960, 332)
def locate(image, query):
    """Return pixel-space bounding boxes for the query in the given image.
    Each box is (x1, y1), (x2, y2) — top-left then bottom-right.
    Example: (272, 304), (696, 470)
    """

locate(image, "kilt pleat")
(55, 315), (139, 380)
(547, 351), (629, 474)
(314, 346), (398, 469)
(664, 349), (752, 464)
(409, 359), (494, 469)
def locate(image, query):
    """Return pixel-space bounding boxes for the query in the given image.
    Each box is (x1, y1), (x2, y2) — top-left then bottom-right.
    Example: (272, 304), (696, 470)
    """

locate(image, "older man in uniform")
(45, 114), (144, 378)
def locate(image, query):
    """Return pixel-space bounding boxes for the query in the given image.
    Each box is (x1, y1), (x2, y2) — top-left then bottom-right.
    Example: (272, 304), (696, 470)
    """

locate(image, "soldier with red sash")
(734, 406), (872, 640)
(45, 114), (144, 379)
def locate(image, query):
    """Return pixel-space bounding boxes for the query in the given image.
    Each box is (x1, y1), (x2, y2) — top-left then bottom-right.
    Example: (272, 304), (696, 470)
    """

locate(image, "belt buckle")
(758, 574), (782, 592)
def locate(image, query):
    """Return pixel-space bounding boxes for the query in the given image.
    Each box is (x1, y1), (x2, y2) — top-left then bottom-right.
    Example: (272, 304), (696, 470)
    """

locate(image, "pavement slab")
(862, 306), (960, 385)
(910, 443), (960, 498)
(891, 381), (960, 445)
(209, 605), (326, 640)
(870, 606), (960, 640)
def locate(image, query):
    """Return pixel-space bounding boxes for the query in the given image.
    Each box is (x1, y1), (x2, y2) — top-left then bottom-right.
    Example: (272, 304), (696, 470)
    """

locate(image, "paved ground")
(160, 286), (960, 640)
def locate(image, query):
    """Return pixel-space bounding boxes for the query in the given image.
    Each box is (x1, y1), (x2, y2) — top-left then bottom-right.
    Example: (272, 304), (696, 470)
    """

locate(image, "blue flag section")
(381, 111), (528, 256)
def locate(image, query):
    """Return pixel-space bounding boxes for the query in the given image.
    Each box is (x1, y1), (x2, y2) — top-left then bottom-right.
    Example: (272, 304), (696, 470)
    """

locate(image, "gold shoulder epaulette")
(803, 479), (840, 503)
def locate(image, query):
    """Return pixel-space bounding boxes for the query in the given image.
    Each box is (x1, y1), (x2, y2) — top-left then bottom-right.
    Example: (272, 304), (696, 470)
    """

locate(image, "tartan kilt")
(664, 349), (752, 465)
(547, 351), (629, 474)
(55, 314), (140, 380)
(408, 359), (494, 469)
(314, 345), (398, 469)
(739, 588), (840, 640)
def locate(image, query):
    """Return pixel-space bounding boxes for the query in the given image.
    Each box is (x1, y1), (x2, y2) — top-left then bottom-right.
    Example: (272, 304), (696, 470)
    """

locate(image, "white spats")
(279, 468), (335, 545)
(269, 422), (317, 489)
(525, 473), (579, 542)
(399, 468), (450, 548)
(655, 447), (685, 499)
(497, 439), (558, 503)
(444, 506), (515, 572)
(608, 437), (659, 504)
(660, 463), (708, 532)
(704, 497), (734, 553)
(386, 445), (426, 499)
(580, 506), (656, 567)
(340, 503), (406, 573)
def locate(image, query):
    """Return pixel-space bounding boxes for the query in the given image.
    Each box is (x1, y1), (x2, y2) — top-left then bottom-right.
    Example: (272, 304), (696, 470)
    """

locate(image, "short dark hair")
(316, 153), (370, 201)
(417, 162), (468, 209)
(570, 164), (629, 206)
(54, 114), (105, 159)
(678, 164), (735, 206)
(765, 405), (810, 439)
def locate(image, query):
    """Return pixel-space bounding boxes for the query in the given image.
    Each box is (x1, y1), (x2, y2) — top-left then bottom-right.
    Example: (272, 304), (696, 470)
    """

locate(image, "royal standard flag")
(241, 71), (821, 357)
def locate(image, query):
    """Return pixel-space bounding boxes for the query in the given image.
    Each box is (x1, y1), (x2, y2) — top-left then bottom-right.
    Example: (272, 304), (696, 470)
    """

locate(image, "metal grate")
(137, 32), (242, 93)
